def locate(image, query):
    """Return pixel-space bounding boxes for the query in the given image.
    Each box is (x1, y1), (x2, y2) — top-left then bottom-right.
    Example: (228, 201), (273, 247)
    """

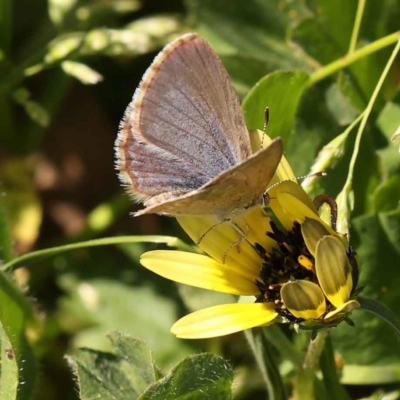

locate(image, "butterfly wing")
(115, 33), (252, 202)
(136, 138), (283, 219)
(116, 117), (210, 202)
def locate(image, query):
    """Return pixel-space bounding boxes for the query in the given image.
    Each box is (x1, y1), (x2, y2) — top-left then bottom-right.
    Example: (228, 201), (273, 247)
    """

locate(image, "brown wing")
(115, 33), (253, 202)
(116, 117), (210, 202)
(136, 138), (283, 219)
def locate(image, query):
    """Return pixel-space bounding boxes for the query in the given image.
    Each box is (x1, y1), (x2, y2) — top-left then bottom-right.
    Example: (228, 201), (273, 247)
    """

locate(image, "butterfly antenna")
(261, 107), (270, 149)
(262, 171), (327, 205)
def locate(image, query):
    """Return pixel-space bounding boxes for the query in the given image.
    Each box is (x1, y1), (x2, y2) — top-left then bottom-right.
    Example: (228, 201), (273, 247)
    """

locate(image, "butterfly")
(115, 33), (283, 222)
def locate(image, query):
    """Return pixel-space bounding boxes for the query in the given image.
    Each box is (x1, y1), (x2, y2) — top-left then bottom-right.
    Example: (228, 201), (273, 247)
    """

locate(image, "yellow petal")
(315, 236), (352, 307)
(276, 189), (337, 237)
(177, 214), (264, 270)
(277, 190), (318, 222)
(249, 130), (295, 182)
(237, 207), (278, 253)
(324, 299), (360, 321)
(276, 181), (317, 212)
(281, 280), (326, 319)
(141, 250), (260, 296)
(269, 181), (318, 230)
(301, 217), (331, 256)
(171, 303), (278, 339)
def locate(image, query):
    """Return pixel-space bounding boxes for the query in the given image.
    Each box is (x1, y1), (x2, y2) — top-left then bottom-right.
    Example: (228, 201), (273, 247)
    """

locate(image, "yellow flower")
(140, 133), (360, 339)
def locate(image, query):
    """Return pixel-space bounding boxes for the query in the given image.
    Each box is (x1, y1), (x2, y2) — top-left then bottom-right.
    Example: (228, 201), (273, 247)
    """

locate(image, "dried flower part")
(315, 236), (353, 308)
(281, 281), (326, 319)
(324, 300), (360, 321)
(301, 217), (331, 256)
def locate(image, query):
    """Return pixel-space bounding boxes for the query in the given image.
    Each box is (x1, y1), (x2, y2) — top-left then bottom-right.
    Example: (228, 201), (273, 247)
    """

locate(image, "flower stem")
(337, 0), (366, 87)
(262, 325), (303, 367)
(345, 38), (400, 189)
(320, 335), (352, 400)
(294, 331), (328, 400)
(348, 0), (366, 54)
(303, 330), (328, 371)
(1, 235), (192, 271)
(245, 329), (286, 400)
(308, 31), (400, 86)
(336, 38), (400, 234)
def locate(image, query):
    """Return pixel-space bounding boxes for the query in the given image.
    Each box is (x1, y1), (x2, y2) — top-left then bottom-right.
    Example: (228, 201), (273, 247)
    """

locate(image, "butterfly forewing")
(117, 118), (210, 201)
(128, 34), (251, 175)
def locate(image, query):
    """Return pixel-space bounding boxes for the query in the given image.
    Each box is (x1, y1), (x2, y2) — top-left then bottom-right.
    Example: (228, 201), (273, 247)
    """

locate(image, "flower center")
(255, 221), (319, 322)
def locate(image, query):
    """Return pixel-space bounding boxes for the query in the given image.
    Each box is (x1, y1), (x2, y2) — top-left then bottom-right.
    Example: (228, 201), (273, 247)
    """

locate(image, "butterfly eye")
(262, 192), (270, 207)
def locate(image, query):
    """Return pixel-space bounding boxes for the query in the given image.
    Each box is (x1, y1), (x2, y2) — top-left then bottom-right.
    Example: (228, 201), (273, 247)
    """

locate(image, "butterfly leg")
(222, 218), (250, 263)
(197, 219), (229, 245)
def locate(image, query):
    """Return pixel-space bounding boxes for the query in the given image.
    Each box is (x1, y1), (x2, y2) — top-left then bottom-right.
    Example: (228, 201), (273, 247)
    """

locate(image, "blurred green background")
(1, 0), (400, 399)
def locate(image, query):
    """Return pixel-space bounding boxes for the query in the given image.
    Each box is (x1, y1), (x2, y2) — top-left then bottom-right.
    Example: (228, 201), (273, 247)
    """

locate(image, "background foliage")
(0, 0), (399, 399)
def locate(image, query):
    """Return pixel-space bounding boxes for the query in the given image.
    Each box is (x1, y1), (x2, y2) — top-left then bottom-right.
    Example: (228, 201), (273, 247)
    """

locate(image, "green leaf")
(242, 70), (310, 145)
(44, 34), (83, 64)
(68, 348), (140, 400)
(80, 17), (181, 58)
(0, 159), (43, 251)
(48, 0), (141, 26)
(61, 61), (103, 85)
(67, 334), (158, 399)
(139, 353), (233, 399)
(285, 86), (342, 176)
(290, 1), (395, 110)
(68, 336), (232, 400)
(377, 102), (400, 139)
(0, 0), (12, 54)
(108, 332), (160, 385)
(376, 101), (400, 176)
(0, 206), (36, 400)
(48, 0), (77, 26)
(12, 88), (50, 127)
(58, 279), (193, 368)
(220, 54), (276, 99)
(340, 365), (400, 386)
(358, 296), (400, 338)
(300, 112), (364, 197)
(0, 271), (36, 400)
(325, 83), (359, 126)
(330, 210), (400, 384)
(290, 1), (357, 64)
(373, 174), (400, 212)
(187, 0), (311, 72)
